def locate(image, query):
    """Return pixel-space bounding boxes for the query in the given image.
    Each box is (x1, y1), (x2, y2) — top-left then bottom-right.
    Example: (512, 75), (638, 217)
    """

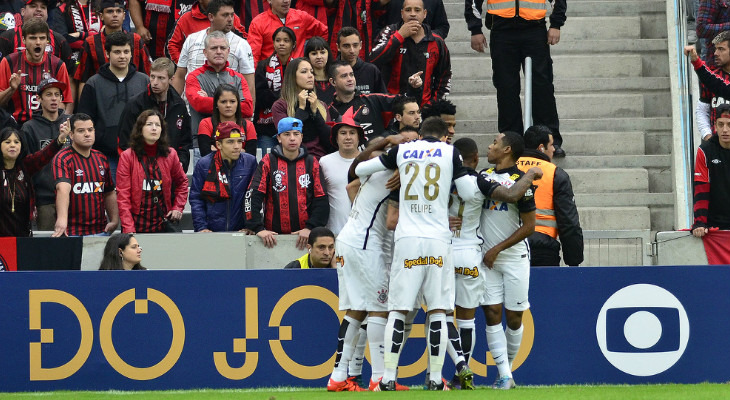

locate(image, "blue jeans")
(257, 135), (277, 159)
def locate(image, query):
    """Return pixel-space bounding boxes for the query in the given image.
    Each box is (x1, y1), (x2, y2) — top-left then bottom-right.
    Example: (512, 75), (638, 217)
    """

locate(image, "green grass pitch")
(0, 384), (728, 399)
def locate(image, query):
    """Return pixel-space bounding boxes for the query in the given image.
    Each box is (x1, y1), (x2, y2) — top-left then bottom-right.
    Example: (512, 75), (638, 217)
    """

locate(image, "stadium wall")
(0, 266), (724, 392)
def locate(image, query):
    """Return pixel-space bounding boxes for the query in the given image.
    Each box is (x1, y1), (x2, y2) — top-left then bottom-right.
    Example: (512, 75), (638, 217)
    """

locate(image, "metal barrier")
(581, 230), (653, 267)
(667, 0), (694, 229)
(523, 56), (533, 131)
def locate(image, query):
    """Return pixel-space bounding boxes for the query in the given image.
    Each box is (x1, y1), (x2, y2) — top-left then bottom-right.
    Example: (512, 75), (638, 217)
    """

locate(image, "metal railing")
(580, 230), (653, 267)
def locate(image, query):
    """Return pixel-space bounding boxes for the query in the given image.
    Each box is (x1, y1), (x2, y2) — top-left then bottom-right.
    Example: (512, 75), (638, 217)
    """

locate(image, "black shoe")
(553, 144), (566, 158)
(426, 380), (451, 391)
(378, 380), (396, 391)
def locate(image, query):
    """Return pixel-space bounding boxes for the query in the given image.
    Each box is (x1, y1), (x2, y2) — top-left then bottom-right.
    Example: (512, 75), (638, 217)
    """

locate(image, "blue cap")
(277, 117), (303, 136)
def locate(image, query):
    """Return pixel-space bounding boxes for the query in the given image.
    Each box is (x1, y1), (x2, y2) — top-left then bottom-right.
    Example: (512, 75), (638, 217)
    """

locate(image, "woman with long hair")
(254, 26), (296, 155)
(1, 125), (68, 237)
(272, 58), (333, 158)
(304, 36), (335, 104)
(198, 84), (257, 157)
(116, 110), (188, 233)
(99, 233), (146, 270)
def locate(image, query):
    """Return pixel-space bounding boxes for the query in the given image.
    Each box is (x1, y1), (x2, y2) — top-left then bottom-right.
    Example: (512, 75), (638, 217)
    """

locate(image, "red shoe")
(327, 377), (366, 392)
(369, 378), (407, 391)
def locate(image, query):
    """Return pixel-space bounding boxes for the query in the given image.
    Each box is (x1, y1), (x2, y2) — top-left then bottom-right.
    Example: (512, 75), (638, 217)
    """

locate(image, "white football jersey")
(479, 166), (536, 262)
(337, 170), (393, 251)
(449, 179), (486, 249)
(381, 137), (467, 243)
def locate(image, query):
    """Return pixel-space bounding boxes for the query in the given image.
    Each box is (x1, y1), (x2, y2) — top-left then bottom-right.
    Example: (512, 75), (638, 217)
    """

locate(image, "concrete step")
(567, 168), (649, 193)
(467, 131), (645, 156)
(554, 154), (670, 169)
(454, 117), (672, 134)
(575, 193), (674, 207)
(445, 39), (668, 56)
(450, 93), (644, 119)
(444, 1), (665, 18)
(450, 54), (642, 79)
(578, 206), (651, 230)
(450, 77), (670, 94)
(447, 16), (640, 41)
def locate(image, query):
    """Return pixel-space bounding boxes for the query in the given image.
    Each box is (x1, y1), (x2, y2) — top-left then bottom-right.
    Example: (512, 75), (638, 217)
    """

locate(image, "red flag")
(0, 237), (18, 271)
(702, 230), (730, 265)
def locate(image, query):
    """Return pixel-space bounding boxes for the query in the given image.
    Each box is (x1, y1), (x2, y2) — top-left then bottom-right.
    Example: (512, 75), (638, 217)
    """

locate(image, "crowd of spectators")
(0, 0), (574, 259)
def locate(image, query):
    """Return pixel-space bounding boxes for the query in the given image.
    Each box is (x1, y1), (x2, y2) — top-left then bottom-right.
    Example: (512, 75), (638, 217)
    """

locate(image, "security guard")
(465, 0), (567, 157)
(516, 125), (583, 266)
(284, 227), (336, 269)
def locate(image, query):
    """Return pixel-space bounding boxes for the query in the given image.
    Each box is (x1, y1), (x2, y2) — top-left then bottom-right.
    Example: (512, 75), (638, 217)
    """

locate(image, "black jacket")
(351, 57), (387, 95)
(117, 85), (193, 172)
(522, 149), (583, 266)
(377, 0), (450, 39)
(328, 92), (401, 140)
(77, 63), (149, 159)
(465, 0), (567, 33)
(21, 110), (70, 206)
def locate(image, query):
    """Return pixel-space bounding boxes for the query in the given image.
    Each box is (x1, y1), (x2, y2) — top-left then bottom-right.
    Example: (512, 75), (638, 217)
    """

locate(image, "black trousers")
(489, 25), (562, 146)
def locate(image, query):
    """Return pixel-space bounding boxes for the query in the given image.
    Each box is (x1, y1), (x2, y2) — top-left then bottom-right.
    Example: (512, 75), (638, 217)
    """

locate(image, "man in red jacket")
(247, 0), (327, 65)
(167, 0), (246, 63)
(185, 31), (253, 139)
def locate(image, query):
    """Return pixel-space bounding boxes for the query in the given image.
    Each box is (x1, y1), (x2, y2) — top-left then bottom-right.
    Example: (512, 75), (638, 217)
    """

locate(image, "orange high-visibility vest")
(517, 156), (557, 238)
(486, 0), (549, 20)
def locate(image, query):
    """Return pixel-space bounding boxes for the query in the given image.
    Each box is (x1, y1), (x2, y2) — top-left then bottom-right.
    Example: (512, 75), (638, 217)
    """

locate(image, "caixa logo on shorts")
(403, 256), (443, 269)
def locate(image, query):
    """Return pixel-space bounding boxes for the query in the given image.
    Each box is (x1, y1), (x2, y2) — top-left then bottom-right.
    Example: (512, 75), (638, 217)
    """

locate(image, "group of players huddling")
(326, 115), (543, 392)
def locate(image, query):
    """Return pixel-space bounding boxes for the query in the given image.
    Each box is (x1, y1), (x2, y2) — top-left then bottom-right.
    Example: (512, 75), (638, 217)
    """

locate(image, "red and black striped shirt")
(52, 147), (115, 236)
(73, 28), (152, 82)
(0, 51), (72, 125)
(244, 147), (328, 233)
(139, 0), (196, 58)
(135, 156), (166, 233)
(0, 28), (73, 72)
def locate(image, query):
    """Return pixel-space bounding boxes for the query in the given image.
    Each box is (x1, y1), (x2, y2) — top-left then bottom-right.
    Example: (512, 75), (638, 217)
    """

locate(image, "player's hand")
(58, 120), (71, 145)
(293, 228), (311, 250)
(200, 229), (213, 233)
(483, 247), (500, 269)
(9, 69), (22, 91)
(471, 34), (487, 53)
(386, 170), (401, 191)
(257, 230), (278, 248)
(449, 216), (463, 231)
(684, 45), (699, 62)
(692, 227), (709, 238)
(136, 26), (152, 43)
(408, 71), (423, 89)
(547, 28), (561, 45)
(52, 220), (67, 237)
(166, 210), (183, 222)
(104, 220), (119, 234)
(527, 166), (543, 180)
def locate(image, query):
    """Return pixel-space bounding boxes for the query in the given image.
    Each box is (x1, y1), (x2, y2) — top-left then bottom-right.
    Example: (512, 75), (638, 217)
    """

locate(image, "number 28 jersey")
(379, 136), (468, 243)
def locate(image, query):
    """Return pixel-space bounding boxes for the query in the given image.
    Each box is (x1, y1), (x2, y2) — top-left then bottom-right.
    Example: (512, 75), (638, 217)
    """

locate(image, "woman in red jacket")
(116, 110), (188, 233)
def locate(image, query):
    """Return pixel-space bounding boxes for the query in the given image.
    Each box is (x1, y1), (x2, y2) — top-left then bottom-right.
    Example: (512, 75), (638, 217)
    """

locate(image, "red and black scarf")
(256, 54), (289, 124)
(146, 0), (174, 13)
(200, 151), (230, 203)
